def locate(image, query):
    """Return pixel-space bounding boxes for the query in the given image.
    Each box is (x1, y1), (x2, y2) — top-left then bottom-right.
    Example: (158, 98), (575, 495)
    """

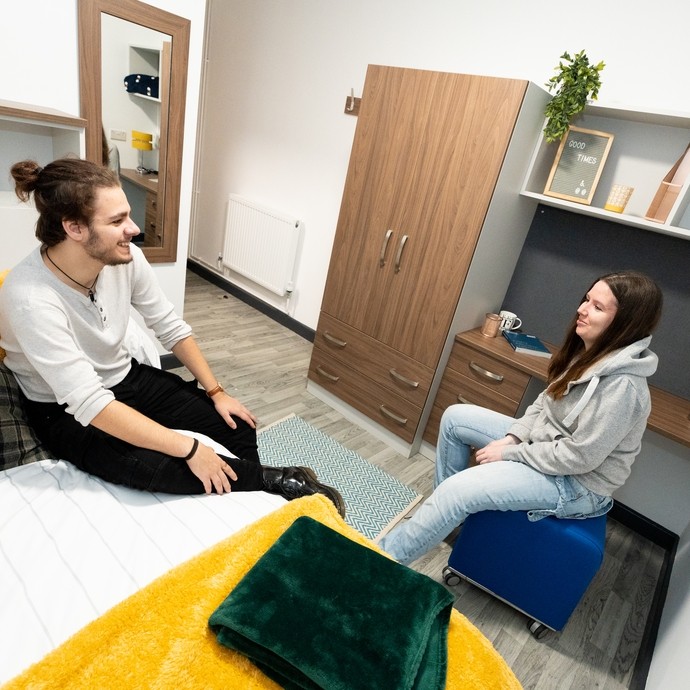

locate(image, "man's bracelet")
(181, 437), (199, 461)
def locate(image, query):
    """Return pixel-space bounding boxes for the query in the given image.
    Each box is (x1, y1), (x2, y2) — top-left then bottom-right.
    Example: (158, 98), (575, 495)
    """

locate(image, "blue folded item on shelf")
(124, 73), (159, 99)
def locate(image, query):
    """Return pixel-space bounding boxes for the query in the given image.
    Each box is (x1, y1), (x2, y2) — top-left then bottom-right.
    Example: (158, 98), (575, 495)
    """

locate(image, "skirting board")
(609, 501), (678, 690)
(187, 259), (315, 343)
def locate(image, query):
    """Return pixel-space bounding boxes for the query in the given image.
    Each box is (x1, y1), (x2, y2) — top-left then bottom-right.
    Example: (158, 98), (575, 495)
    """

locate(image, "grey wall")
(502, 204), (689, 398)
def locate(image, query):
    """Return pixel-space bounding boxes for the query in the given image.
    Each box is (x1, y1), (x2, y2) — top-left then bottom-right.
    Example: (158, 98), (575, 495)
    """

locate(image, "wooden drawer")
(422, 369), (521, 446)
(422, 341), (529, 446)
(435, 366), (523, 416)
(309, 345), (422, 443)
(144, 192), (159, 246)
(448, 342), (530, 403)
(314, 312), (433, 408)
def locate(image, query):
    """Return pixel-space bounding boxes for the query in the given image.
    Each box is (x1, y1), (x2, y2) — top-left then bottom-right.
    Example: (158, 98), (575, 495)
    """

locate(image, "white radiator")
(221, 194), (303, 297)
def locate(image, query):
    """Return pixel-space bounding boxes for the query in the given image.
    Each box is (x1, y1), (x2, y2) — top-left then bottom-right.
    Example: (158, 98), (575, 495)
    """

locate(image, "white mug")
(499, 310), (522, 331)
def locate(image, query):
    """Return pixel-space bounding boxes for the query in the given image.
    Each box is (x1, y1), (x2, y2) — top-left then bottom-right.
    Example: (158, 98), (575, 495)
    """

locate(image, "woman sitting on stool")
(379, 271), (663, 565)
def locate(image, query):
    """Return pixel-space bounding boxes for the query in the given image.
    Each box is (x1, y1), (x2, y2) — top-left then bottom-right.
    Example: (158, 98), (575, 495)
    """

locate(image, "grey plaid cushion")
(0, 362), (52, 470)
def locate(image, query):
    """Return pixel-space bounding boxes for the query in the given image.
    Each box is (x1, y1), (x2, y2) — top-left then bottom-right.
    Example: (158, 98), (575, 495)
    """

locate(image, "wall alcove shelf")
(0, 99), (87, 131)
(0, 100), (86, 190)
(0, 100), (86, 266)
(521, 104), (690, 241)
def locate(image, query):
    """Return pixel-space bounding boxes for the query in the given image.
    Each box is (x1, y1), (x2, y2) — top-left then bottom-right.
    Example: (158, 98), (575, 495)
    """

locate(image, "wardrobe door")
(321, 66), (527, 368)
(375, 73), (527, 367)
(320, 66), (415, 336)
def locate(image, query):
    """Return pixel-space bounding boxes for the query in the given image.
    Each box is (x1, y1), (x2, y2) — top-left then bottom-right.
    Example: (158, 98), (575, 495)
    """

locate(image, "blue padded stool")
(442, 510), (607, 637)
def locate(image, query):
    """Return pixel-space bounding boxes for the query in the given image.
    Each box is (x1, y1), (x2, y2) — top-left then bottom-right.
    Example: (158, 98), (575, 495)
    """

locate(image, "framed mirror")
(78, 0), (190, 263)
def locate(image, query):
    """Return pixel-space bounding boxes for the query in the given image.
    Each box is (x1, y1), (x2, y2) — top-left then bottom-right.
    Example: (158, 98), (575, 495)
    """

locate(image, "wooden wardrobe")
(308, 65), (548, 451)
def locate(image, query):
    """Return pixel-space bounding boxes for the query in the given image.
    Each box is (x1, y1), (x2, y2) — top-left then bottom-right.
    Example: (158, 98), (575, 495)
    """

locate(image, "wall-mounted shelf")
(0, 99), (87, 130)
(521, 104), (690, 240)
(0, 99), (85, 191)
(0, 101), (85, 186)
(0, 100), (85, 266)
(127, 45), (162, 103)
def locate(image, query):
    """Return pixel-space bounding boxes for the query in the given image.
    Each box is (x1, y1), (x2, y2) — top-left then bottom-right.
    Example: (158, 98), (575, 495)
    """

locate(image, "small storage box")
(443, 510), (606, 633)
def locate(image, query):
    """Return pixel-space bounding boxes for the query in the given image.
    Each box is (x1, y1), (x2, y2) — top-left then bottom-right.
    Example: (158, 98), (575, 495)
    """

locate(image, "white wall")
(192, 0), (690, 329)
(192, 2), (690, 687)
(0, 0), (206, 316)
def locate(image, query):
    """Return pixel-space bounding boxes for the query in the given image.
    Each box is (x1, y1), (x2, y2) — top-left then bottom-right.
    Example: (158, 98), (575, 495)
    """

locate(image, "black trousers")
(24, 360), (264, 494)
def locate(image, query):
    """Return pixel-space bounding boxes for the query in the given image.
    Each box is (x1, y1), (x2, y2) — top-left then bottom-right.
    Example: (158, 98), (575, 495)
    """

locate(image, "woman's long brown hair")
(547, 271), (663, 399)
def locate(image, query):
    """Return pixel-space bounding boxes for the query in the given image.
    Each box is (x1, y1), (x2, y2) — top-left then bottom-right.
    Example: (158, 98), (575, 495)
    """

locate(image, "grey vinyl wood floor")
(177, 269), (664, 690)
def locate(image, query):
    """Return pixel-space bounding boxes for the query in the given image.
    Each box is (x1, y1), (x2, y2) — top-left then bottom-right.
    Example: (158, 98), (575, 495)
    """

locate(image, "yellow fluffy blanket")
(3, 495), (522, 689)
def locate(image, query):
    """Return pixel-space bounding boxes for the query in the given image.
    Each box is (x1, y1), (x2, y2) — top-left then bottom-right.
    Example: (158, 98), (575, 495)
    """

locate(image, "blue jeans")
(378, 404), (612, 565)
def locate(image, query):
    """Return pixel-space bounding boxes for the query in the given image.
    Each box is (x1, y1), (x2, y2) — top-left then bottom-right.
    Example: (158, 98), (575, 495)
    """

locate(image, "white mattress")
(0, 440), (286, 683)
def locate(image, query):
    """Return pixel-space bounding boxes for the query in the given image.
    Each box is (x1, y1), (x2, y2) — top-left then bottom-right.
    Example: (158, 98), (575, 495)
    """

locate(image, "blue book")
(502, 330), (552, 358)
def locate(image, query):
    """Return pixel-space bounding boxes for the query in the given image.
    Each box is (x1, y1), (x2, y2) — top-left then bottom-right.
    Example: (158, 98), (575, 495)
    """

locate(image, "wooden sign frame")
(544, 126), (614, 205)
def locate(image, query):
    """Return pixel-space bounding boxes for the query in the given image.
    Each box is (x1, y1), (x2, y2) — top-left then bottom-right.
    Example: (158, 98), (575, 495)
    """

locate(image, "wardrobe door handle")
(380, 405), (408, 426)
(379, 229), (394, 267)
(315, 366), (340, 383)
(394, 235), (409, 273)
(469, 361), (504, 382)
(389, 368), (419, 389)
(323, 332), (347, 348)
(457, 395), (471, 404)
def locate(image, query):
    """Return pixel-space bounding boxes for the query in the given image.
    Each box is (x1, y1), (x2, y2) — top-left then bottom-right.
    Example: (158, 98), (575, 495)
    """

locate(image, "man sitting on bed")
(0, 157), (345, 516)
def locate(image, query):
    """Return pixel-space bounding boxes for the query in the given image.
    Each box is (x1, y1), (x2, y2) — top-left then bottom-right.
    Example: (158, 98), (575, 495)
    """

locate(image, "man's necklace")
(44, 249), (98, 302)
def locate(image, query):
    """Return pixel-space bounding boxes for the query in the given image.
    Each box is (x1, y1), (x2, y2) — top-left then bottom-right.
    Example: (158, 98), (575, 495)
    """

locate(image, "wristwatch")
(206, 383), (224, 398)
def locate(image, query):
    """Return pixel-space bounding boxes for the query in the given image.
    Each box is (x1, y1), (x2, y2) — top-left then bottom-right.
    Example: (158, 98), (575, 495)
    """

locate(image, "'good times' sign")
(544, 126), (614, 204)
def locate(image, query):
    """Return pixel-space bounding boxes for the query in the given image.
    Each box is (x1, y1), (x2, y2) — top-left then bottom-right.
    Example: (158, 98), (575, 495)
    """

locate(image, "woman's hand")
(475, 435), (519, 465)
(186, 441), (238, 494)
(212, 391), (257, 430)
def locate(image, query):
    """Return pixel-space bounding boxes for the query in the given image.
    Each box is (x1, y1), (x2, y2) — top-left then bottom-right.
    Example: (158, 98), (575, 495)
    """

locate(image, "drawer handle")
(315, 366), (340, 383)
(389, 368), (419, 389)
(457, 395), (471, 404)
(379, 229), (393, 267)
(380, 405), (408, 426)
(469, 361), (504, 382)
(323, 331), (347, 348)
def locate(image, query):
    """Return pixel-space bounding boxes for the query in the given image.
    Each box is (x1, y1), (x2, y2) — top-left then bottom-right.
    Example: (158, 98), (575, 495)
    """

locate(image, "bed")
(0, 352), (284, 682)
(0, 436), (287, 683)
(1, 358), (522, 689)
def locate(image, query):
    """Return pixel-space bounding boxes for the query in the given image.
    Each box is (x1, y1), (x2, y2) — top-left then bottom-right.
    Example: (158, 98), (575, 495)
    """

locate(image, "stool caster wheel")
(442, 566), (461, 587)
(528, 619), (549, 640)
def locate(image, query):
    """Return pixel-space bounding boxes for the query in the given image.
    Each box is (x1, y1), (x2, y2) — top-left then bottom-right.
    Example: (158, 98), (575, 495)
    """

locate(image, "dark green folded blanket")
(209, 516), (454, 690)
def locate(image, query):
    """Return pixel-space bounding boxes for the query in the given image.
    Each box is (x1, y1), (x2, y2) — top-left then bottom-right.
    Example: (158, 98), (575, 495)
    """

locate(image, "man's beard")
(84, 226), (133, 266)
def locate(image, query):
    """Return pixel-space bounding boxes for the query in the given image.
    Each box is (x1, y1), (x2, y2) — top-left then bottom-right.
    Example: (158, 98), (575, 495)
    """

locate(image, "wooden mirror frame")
(78, 0), (189, 263)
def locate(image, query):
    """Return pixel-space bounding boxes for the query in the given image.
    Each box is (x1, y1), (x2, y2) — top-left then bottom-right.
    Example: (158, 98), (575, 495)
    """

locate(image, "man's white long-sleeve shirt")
(0, 244), (192, 426)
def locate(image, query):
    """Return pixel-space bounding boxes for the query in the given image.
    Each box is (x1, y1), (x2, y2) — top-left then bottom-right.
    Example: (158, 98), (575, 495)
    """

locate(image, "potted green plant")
(543, 50), (605, 143)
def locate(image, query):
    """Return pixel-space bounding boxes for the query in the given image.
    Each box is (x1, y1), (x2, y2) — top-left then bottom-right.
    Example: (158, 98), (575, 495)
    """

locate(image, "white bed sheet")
(0, 442), (286, 683)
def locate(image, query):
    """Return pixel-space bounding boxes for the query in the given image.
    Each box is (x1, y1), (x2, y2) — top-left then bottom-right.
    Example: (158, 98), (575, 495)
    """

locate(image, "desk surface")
(120, 168), (159, 195)
(457, 328), (690, 449)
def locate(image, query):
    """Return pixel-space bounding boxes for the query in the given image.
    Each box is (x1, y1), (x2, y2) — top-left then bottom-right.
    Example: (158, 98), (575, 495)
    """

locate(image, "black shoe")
(262, 465), (346, 518)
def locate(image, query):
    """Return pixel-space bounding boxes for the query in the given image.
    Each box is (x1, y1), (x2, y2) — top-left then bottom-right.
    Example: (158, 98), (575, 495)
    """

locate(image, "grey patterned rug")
(258, 415), (422, 540)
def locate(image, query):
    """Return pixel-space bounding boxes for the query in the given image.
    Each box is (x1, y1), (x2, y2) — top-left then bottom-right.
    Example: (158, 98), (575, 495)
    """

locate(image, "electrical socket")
(110, 129), (127, 142)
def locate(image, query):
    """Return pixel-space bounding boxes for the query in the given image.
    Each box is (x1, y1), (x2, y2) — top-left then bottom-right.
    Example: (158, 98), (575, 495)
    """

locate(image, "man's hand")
(212, 391), (257, 430)
(475, 435), (519, 465)
(186, 442), (238, 494)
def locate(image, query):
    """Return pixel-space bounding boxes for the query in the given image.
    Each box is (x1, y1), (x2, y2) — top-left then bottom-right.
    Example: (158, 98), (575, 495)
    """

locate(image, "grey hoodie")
(502, 336), (658, 496)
